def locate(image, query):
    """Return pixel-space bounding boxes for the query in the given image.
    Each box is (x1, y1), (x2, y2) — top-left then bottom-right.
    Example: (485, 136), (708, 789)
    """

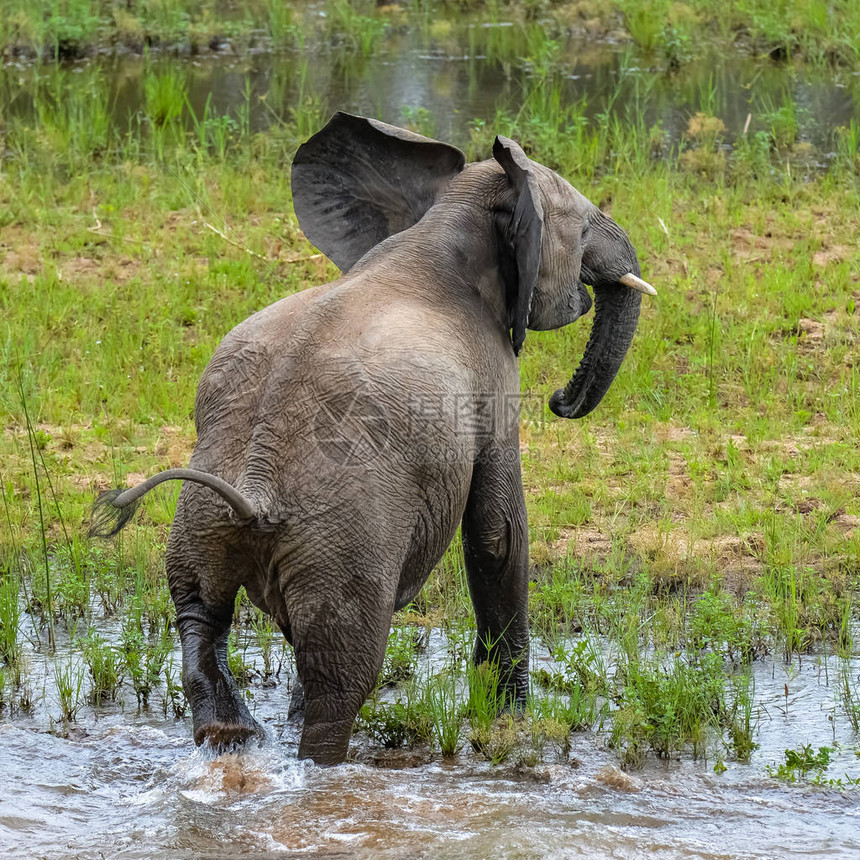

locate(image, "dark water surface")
(2, 12), (858, 159)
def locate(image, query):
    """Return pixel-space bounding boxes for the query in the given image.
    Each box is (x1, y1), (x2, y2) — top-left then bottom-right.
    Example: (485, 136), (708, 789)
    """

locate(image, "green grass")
(81, 629), (124, 704)
(767, 744), (833, 782)
(423, 669), (464, 758)
(0, 574), (22, 670)
(54, 655), (86, 722)
(837, 660), (860, 733)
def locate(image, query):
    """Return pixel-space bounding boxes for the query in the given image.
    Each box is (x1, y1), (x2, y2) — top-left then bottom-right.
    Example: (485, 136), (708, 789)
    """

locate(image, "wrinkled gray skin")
(92, 113), (645, 765)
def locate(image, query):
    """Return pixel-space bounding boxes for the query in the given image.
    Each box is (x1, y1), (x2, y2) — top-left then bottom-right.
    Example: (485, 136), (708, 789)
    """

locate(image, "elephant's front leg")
(462, 444), (530, 710)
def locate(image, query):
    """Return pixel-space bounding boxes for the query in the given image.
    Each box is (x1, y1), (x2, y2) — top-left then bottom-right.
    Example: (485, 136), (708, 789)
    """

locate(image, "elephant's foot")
(173, 595), (266, 754)
(194, 717), (266, 752)
(189, 677), (266, 752)
(498, 668), (529, 717)
(297, 714), (353, 765)
(499, 694), (528, 718)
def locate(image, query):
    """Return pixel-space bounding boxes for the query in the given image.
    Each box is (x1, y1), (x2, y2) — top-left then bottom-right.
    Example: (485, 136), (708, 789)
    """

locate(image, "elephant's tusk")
(620, 273), (657, 296)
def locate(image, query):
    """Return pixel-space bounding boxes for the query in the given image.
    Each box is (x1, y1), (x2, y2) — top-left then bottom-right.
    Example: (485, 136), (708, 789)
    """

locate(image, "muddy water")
(2, 631), (859, 859)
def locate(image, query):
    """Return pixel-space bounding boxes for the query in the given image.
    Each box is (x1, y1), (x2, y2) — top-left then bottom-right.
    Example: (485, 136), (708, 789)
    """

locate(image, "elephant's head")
(291, 112), (655, 420)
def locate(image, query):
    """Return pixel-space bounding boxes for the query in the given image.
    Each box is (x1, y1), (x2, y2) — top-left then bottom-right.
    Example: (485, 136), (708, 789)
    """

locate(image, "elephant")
(90, 112), (655, 765)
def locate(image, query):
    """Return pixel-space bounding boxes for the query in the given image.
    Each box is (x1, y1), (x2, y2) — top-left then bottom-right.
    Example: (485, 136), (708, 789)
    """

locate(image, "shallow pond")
(2, 7), (859, 161)
(1, 627), (859, 859)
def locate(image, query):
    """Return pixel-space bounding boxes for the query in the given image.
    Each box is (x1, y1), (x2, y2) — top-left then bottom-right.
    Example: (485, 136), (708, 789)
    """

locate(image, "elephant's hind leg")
(283, 563), (397, 765)
(175, 600), (264, 750)
(167, 525), (263, 751)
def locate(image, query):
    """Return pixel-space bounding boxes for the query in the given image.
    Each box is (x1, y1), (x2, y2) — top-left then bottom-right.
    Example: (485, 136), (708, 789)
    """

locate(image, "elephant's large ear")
(291, 112), (466, 272)
(492, 136), (544, 355)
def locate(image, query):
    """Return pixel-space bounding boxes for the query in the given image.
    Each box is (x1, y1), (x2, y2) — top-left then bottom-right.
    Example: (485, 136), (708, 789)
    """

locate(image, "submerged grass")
(0, 574), (22, 669)
(1, 6), (859, 773)
(53, 655), (85, 722)
(81, 629), (123, 704)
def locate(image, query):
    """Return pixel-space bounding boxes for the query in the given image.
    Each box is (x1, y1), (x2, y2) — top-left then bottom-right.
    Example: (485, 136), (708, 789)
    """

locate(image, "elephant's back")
(188, 271), (507, 525)
(192, 282), (342, 449)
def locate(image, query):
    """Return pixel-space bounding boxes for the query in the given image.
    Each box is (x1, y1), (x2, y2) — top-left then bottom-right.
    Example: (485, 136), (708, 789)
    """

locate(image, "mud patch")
(60, 257), (101, 281)
(812, 245), (852, 268)
(101, 256), (143, 283)
(798, 317), (825, 341)
(594, 765), (642, 792)
(553, 526), (613, 560)
(154, 425), (195, 466)
(0, 233), (43, 276)
(68, 472), (111, 492)
(790, 497), (823, 514)
(730, 226), (795, 262)
(197, 753), (274, 794)
(627, 525), (763, 590)
(666, 452), (691, 499)
(656, 424), (697, 444)
(778, 473), (818, 493)
(627, 524), (695, 566)
(830, 511), (860, 533)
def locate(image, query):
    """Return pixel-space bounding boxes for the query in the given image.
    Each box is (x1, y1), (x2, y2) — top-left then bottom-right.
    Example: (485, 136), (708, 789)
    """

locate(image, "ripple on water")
(1, 721), (859, 859)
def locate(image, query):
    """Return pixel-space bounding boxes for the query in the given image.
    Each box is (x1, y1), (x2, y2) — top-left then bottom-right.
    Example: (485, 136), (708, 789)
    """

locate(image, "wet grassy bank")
(3, 0), (860, 69)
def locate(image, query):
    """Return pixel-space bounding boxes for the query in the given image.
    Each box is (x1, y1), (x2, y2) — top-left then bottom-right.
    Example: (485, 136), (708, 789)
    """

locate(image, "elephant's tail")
(88, 468), (256, 538)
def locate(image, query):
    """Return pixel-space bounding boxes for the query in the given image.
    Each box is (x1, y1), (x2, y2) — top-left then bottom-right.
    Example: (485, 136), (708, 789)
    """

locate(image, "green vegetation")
(767, 742), (860, 790)
(1, 2), (859, 778)
(81, 629), (123, 703)
(767, 744), (833, 782)
(53, 654), (86, 722)
(3, 1), (860, 67)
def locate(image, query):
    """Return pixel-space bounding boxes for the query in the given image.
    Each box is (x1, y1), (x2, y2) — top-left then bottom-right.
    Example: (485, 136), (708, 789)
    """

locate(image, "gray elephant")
(91, 113), (655, 764)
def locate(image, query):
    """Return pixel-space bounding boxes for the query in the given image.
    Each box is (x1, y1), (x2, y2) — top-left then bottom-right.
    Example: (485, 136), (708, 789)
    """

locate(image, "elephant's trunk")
(548, 281), (642, 419)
